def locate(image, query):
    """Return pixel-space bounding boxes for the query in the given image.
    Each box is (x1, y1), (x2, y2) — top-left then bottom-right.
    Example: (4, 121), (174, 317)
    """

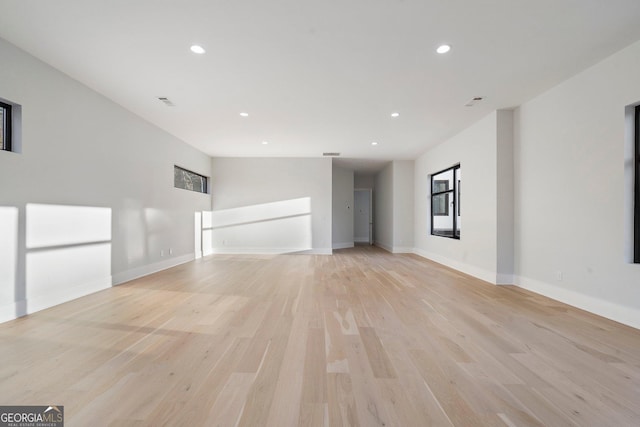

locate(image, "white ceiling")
(2, 0), (640, 172)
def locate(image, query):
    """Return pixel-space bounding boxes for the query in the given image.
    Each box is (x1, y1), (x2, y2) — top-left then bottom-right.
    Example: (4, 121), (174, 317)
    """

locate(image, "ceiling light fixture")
(371, 141), (379, 146)
(190, 45), (206, 54)
(436, 44), (451, 54)
(240, 112), (249, 117)
(262, 141), (269, 145)
(391, 112), (400, 118)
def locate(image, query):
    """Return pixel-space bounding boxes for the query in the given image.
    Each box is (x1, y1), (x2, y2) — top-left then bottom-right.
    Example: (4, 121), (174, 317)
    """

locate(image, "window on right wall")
(431, 164), (461, 239)
(635, 106), (640, 262)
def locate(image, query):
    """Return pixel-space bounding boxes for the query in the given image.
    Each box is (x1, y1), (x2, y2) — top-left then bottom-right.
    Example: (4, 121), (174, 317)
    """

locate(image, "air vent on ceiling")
(158, 97), (175, 107)
(323, 152), (341, 157)
(465, 96), (484, 107)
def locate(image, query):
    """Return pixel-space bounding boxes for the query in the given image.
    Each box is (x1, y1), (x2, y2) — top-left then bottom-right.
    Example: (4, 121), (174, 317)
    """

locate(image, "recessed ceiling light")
(240, 112), (249, 117)
(436, 44), (451, 54)
(391, 112), (400, 118)
(371, 141), (379, 146)
(190, 45), (206, 54)
(262, 141), (269, 145)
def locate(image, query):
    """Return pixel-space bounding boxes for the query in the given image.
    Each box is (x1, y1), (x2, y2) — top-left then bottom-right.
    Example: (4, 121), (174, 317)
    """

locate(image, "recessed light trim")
(190, 45), (206, 54)
(436, 44), (451, 54)
(371, 141), (378, 146)
(262, 141), (269, 145)
(391, 112), (400, 118)
(240, 112), (249, 117)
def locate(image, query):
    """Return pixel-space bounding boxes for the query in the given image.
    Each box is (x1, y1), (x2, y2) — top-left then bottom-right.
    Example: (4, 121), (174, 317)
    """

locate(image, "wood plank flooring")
(1, 246), (640, 426)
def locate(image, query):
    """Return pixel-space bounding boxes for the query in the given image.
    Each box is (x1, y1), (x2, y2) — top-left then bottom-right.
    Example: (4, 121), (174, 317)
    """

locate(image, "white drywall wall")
(208, 157), (332, 254)
(514, 39), (640, 328)
(496, 110), (515, 284)
(332, 166), (354, 249)
(414, 112), (498, 283)
(392, 160), (415, 252)
(0, 37), (212, 322)
(374, 162), (393, 252)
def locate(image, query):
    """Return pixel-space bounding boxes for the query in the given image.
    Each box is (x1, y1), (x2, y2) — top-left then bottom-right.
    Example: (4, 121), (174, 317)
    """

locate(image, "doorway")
(354, 189), (373, 245)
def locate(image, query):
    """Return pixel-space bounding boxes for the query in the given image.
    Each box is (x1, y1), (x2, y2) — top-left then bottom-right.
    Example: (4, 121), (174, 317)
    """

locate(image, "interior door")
(354, 189), (372, 244)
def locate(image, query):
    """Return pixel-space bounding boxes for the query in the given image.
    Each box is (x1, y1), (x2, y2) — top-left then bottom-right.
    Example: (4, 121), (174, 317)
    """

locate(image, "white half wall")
(0, 37), (212, 322)
(208, 157), (332, 254)
(514, 39), (640, 329)
(332, 165), (354, 249)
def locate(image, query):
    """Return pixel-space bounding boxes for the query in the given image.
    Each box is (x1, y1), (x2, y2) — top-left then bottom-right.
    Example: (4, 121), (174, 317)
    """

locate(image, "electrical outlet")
(169, 248), (173, 255)
(556, 271), (563, 281)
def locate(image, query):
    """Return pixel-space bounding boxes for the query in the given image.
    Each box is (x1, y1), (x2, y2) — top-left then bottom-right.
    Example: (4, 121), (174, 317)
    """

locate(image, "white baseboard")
(496, 273), (515, 285)
(29, 276), (112, 314)
(210, 247), (332, 255)
(354, 237), (370, 243)
(515, 275), (640, 330)
(332, 242), (354, 250)
(392, 246), (414, 254)
(374, 241), (393, 253)
(412, 248), (497, 284)
(112, 253), (194, 285)
(0, 302), (22, 324)
(0, 276), (111, 323)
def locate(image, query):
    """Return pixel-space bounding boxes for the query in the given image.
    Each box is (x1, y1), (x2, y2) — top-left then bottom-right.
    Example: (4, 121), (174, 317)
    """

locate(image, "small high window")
(0, 101), (12, 152)
(174, 165), (208, 194)
(431, 164), (461, 239)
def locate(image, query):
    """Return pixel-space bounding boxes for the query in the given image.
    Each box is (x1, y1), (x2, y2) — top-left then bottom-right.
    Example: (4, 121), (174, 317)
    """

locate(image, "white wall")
(496, 110), (515, 284)
(514, 39), (640, 328)
(0, 38), (212, 322)
(374, 162), (393, 251)
(354, 190), (372, 243)
(392, 160), (415, 252)
(414, 112), (499, 283)
(208, 157), (332, 254)
(332, 166), (354, 249)
(354, 173), (375, 189)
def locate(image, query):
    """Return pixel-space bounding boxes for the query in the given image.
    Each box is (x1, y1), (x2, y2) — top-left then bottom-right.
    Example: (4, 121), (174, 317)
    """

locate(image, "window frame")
(432, 180), (450, 216)
(430, 164), (460, 239)
(635, 106), (640, 262)
(0, 101), (12, 152)
(174, 165), (209, 194)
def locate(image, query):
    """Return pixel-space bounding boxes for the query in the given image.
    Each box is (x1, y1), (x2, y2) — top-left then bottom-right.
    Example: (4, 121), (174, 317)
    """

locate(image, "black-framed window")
(0, 101), (11, 152)
(634, 106), (640, 263)
(174, 165), (208, 194)
(431, 164), (460, 239)
(432, 180), (449, 216)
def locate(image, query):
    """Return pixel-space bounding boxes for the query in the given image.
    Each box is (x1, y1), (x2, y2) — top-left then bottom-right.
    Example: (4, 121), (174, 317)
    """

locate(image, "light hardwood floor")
(1, 246), (640, 426)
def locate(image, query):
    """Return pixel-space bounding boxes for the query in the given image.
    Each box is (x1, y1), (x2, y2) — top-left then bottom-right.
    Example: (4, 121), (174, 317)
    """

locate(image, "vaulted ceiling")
(2, 0), (640, 169)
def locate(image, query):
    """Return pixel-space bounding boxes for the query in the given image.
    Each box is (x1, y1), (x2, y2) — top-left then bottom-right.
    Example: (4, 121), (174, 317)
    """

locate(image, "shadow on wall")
(0, 204), (112, 322)
(198, 197), (313, 255)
